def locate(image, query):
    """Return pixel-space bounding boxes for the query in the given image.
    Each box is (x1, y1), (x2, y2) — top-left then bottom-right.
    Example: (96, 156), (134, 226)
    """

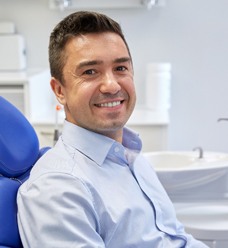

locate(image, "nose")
(99, 72), (121, 94)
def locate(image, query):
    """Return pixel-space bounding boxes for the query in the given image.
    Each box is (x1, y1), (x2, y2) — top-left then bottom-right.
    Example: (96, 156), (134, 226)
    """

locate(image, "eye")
(83, 69), (96, 75)
(116, 66), (127, 72)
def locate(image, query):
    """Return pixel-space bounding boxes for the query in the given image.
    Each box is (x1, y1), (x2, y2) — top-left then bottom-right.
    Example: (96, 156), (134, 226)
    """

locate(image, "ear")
(50, 77), (66, 105)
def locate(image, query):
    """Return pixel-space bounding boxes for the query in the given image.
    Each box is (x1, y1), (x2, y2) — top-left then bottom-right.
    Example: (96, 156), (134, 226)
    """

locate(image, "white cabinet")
(0, 69), (54, 122)
(0, 83), (25, 113)
(0, 69), (57, 148)
(32, 123), (58, 148)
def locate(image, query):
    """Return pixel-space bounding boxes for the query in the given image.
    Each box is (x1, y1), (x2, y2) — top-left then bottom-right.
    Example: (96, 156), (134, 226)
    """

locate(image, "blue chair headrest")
(0, 96), (39, 178)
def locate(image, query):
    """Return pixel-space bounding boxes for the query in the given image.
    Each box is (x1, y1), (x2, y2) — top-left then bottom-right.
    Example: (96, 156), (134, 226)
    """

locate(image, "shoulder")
(19, 140), (81, 192)
(18, 150), (94, 205)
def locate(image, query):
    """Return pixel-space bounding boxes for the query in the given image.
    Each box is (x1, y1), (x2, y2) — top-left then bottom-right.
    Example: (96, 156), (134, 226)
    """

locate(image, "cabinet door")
(0, 85), (25, 114)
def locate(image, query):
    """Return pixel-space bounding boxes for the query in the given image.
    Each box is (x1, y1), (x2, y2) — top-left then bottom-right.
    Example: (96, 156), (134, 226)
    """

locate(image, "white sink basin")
(143, 151), (228, 172)
(143, 151), (228, 191)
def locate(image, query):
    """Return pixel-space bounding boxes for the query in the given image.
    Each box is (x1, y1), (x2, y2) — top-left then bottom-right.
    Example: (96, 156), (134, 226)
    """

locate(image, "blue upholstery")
(0, 97), (39, 178)
(0, 96), (50, 248)
(0, 178), (22, 248)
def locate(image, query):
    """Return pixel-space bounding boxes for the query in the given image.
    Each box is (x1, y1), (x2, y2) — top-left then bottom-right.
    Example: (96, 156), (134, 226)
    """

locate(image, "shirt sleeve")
(17, 172), (105, 248)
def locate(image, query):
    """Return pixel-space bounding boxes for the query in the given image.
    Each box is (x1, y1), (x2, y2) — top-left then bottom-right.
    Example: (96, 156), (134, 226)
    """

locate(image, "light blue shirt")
(17, 120), (208, 248)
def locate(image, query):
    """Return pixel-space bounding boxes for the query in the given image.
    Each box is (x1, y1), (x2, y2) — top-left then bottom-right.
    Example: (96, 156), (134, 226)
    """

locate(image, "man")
(17, 11), (208, 248)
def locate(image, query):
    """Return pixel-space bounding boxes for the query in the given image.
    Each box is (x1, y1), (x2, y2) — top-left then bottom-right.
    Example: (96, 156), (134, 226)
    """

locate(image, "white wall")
(1, 0), (228, 152)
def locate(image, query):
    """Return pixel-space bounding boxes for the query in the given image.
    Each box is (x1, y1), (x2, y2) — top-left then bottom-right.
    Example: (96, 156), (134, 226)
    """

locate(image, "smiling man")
(17, 11), (208, 248)
(51, 31), (135, 142)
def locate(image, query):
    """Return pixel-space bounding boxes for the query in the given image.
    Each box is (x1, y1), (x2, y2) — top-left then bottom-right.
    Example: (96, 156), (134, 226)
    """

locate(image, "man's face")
(51, 32), (136, 142)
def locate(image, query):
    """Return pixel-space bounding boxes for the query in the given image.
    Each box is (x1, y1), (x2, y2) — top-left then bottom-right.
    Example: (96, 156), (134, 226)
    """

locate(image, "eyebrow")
(77, 60), (102, 69)
(114, 57), (132, 64)
(77, 57), (132, 69)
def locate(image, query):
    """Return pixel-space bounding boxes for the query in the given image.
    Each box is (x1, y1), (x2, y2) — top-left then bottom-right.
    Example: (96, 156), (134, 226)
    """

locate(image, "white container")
(0, 22), (15, 34)
(0, 34), (26, 70)
(145, 63), (171, 110)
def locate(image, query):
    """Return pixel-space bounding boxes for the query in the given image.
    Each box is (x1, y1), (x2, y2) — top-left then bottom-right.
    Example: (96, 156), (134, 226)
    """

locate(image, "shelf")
(0, 69), (48, 85)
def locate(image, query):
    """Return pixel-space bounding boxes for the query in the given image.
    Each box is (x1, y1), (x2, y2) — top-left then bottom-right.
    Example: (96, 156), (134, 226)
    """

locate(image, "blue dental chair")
(0, 96), (50, 248)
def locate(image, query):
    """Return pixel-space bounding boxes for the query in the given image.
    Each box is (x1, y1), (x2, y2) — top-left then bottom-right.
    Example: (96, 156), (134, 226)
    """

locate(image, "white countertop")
(30, 105), (169, 126)
(0, 68), (50, 84)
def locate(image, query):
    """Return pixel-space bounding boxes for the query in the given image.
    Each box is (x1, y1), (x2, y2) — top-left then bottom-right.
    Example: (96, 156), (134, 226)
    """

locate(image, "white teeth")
(98, 101), (121, 107)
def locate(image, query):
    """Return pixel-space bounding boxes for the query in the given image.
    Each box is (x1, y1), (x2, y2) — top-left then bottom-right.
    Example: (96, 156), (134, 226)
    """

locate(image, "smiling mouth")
(95, 100), (123, 108)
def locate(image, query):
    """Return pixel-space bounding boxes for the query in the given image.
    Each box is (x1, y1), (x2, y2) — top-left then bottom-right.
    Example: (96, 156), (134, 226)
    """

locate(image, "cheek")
(129, 81), (136, 92)
(127, 82), (136, 106)
(80, 83), (96, 103)
(124, 77), (136, 97)
(68, 83), (96, 109)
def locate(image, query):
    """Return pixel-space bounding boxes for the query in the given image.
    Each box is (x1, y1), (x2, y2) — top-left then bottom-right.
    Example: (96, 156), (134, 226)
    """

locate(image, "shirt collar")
(61, 120), (142, 166)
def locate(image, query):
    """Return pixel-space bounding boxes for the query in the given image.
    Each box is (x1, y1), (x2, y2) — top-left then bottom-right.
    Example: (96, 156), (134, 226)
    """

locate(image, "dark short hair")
(49, 11), (131, 84)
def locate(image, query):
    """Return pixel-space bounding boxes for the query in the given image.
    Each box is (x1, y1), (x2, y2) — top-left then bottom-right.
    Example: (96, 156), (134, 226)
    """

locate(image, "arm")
(17, 172), (105, 248)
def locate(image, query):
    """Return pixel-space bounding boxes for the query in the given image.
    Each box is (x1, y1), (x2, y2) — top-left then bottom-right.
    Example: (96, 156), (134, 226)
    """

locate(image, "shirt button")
(114, 147), (120, 153)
